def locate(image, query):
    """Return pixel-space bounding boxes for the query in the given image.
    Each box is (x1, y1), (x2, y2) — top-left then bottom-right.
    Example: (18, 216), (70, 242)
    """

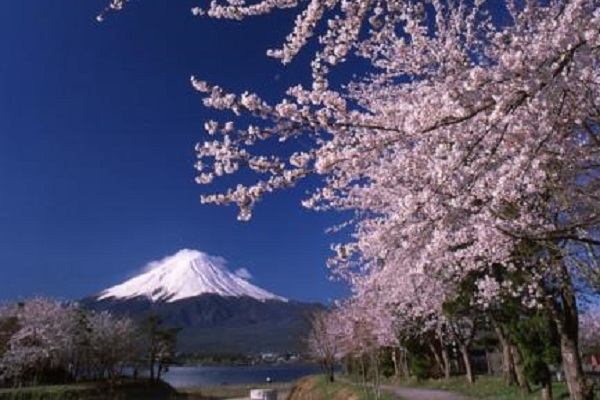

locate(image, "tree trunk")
(561, 334), (592, 400)
(429, 342), (444, 378)
(485, 349), (493, 375)
(157, 362), (163, 381)
(359, 354), (367, 388)
(441, 346), (451, 379)
(510, 344), (531, 394)
(371, 350), (381, 400)
(494, 324), (516, 385)
(323, 359), (335, 382)
(391, 348), (399, 377)
(149, 355), (155, 382)
(459, 344), (475, 384)
(400, 348), (410, 378)
(541, 364), (554, 400)
(541, 381), (553, 400)
(547, 259), (593, 400)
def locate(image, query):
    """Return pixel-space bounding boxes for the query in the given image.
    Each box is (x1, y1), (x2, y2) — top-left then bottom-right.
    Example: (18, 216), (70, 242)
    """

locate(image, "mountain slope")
(84, 294), (320, 354)
(85, 249), (321, 354)
(98, 249), (286, 303)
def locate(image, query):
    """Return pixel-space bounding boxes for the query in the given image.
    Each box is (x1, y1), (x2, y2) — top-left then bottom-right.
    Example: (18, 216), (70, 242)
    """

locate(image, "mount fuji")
(98, 249), (287, 303)
(82, 249), (321, 354)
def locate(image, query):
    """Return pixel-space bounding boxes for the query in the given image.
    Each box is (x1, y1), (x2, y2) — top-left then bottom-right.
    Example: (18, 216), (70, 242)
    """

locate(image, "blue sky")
(0, 0), (347, 303)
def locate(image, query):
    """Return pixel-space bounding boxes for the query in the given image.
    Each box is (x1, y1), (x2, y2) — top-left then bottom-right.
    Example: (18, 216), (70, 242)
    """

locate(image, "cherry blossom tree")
(306, 309), (344, 382)
(330, 301), (390, 398)
(101, 1), (600, 398)
(0, 306), (19, 367)
(0, 298), (138, 386)
(353, 265), (476, 382)
(0, 298), (79, 385)
(88, 311), (138, 381)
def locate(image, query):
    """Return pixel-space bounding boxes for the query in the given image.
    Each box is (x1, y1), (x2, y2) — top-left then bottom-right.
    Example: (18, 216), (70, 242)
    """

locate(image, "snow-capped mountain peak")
(98, 249), (287, 303)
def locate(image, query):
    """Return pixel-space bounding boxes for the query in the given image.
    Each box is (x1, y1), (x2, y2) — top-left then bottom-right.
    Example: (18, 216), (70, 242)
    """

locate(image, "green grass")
(0, 379), (182, 400)
(0, 383), (94, 399)
(392, 375), (570, 399)
(0, 379), (294, 400)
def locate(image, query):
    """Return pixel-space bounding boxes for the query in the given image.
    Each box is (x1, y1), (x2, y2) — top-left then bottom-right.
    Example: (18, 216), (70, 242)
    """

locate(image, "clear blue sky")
(0, 0), (348, 303)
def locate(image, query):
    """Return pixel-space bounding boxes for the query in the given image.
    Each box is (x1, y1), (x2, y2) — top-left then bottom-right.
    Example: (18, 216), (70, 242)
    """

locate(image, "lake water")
(160, 364), (322, 388)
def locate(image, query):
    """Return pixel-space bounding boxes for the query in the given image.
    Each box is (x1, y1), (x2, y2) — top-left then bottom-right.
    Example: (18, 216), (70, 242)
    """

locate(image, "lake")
(160, 364), (322, 388)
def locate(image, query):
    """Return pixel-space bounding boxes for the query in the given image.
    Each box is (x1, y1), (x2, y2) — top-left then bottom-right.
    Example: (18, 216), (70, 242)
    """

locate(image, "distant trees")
(87, 310), (138, 381)
(141, 315), (179, 382)
(0, 298), (83, 385)
(0, 298), (177, 387)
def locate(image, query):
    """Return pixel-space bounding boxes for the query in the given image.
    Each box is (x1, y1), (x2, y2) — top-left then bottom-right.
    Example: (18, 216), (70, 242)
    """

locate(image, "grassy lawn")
(392, 375), (570, 399)
(0, 380), (292, 400)
(0, 379), (183, 400)
(0, 383), (95, 399)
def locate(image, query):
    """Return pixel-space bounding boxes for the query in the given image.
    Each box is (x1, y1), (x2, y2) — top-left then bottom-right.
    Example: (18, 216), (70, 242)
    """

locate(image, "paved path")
(225, 380), (467, 400)
(380, 383), (469, 400)
(338, 377), (468, 400)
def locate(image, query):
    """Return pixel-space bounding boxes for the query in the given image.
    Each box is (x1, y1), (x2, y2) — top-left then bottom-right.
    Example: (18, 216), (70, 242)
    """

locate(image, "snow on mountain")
(98, 249), (287, 303)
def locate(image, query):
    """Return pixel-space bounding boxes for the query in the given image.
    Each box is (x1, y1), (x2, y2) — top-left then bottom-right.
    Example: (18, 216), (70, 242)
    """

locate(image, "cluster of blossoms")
(101, 1), (600, 398)
(182, 0), (600, 285)
(192, 3), (599, 395)
(0, 298), (136, 385)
